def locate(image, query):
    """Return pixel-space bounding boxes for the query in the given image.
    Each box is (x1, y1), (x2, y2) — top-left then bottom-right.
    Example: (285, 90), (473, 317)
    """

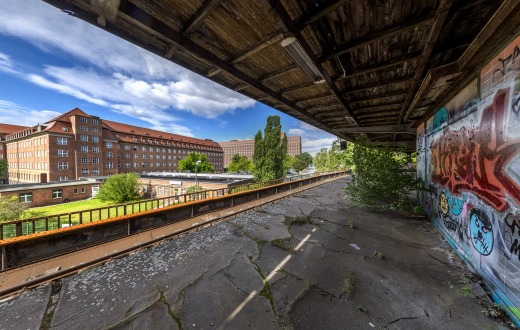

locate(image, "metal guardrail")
(0, 172), (342, 240)
(0, 171), (348, 271)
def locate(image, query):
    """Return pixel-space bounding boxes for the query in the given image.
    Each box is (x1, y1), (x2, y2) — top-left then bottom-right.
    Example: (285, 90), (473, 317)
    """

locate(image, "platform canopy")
(42, 0), (520, 150)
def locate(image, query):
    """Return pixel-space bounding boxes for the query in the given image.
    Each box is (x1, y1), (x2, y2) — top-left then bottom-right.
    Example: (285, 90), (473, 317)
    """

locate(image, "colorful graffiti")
(430, 88), (520, 212)
(418, 35), (520, 324)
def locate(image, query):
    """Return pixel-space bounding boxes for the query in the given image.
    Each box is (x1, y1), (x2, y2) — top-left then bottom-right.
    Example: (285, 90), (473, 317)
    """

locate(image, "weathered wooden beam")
(365, 140), (415, 148)
(402, 62), (459, 121)
(358, 111), (401, 119)
(279, 82), (313, 95)
(297, 0), (351, 28)
(344, 76), (413, 94)
(208, 33), (284, 77)
(259, 64), (299, 82)
(353, 103), (403, 114)
(184, 0), (224, 34)
(295, 93), (335, 105)
(398, 0), (453, 124)
(335, 125), (415, 134)
(336, 51), (422, 81)
(319, 11), (436, 62)
(307, 104), (343, 113)
(349, 91), (407, 105)
(263, 0), (360, 125)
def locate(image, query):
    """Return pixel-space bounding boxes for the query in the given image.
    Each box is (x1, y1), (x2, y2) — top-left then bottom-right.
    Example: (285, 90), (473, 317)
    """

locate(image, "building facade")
(3, 108), (224, 184)
(219, 134), (301, 167)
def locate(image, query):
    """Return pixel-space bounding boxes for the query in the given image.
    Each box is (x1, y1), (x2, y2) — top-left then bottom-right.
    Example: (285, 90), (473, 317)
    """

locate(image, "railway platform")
(0, 178), (510, 329)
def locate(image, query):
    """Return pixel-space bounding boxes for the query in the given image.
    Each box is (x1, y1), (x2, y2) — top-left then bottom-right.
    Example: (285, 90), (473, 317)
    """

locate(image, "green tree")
(0, 160), (8, 179)
(228, 154), (253, 173)
(345, 139), (418, 210)
(295, 152), (313, 166)
(0, 196), (27, 222)
(283, 154), (294, 173)
(186, 185), (205, 193)
(313, 141), (353, 172)
(96, 173), (141, 203)
(179, 152), (215, 173)
(292, 158), (307, 173)
(252, 116), (287, 182)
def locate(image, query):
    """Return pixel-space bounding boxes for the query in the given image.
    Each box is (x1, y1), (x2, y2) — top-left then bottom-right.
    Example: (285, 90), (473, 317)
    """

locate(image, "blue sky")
(0, 0), (336, 155)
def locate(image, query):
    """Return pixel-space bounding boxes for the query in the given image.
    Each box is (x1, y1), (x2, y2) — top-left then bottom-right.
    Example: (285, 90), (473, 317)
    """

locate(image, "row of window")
(6, 150), (48, 158)
(6, 138), (47, 150)
(18, 188), (87, 203)
(79, 117), (99, 125)
(79, 126), (99, 133)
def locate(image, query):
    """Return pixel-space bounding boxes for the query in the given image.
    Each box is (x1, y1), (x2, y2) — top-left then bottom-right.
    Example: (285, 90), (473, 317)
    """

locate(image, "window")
(80, 145), (88, 152)
(52, 190), (63, 199)
(92, 127), (99, 133)
(92, 136), (99, 142)
(92, 157), (100, 164)
(58, 149), (68, 157)
(80, 135), (88, 142)
(81, 169), (89, 175)
(57, 137), (68, 145)
(81, 157), (89, 165)
(106, 142), (113, 148)
(93, 146), (100, 153)
(125, 162), (130, 168)
(81, 187), (86, 193)
(106, 162), (113, 169)
(91, 119), (98, 125)
(19, 193), (32, 203)
(134, 162), (138, 168)
(106, 152), (113, 158)
(58, 162), (68, 170)
(124, 153), (130, 159)
(134, 154), (139, 159)
(142, 154), (146, 160)
(73, 188), (78, 194)
(80, 126), (87, 131)
(142, 146), (146, 151)
(92, 168), (100, 175)
(124, 145), (130, 150)
(156, 162), (160, 167)
(80, 117), (87, 123)
(156, 147), (160, 152)
(149, 146), (153, 152)
(58, 176), (68, 181)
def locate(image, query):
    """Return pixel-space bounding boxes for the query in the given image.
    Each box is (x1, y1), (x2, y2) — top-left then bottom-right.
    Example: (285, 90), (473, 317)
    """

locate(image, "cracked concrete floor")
(0, 178), (510, 329)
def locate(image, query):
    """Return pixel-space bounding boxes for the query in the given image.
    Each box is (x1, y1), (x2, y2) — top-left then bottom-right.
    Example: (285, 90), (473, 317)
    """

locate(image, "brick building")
(219, 134), (301, 167)
(3, 108), (224, 184)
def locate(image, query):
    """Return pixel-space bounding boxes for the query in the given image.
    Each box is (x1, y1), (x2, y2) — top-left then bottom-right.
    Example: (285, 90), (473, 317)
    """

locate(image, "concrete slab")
(0, 177), (511, 329)
(0, 284), (50, 330)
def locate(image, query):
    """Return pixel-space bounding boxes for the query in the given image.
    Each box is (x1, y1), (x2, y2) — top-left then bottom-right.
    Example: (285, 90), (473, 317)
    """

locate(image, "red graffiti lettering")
(430, 88), (520, 212)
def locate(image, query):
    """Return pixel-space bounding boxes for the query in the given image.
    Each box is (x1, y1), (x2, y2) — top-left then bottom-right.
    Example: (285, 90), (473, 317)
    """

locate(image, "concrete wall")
(417, 35), (520, 322)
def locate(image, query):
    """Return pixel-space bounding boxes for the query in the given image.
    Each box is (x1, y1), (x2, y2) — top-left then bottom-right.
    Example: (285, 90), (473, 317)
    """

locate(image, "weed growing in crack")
(346, 218), (355, 228)
(459, 276), (476, 298)
(284, 215), (312, 229)
(357, 305), (367, 312)
(343, 270), (356, 300)
(271, 238), (294, 252)
(373, 251), (384, 259)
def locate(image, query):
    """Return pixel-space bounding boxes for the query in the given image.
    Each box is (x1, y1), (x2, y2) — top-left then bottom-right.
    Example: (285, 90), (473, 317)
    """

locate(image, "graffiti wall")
(418, 34), (520, 322)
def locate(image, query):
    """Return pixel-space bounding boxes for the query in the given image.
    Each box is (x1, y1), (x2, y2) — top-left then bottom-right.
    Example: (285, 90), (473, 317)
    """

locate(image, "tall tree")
(179, 152), (215, 173)
(228, 154), (253, 173)
(295, 152), (313, 166)
(253, 116), (287, 182)
(0, 160), (8, 179)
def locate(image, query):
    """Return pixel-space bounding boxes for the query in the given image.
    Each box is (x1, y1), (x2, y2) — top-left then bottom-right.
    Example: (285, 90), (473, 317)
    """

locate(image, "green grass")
(1, 198), (169, 239)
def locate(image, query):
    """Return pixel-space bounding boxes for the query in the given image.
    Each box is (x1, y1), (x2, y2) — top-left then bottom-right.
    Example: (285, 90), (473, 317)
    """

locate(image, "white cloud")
(0, 0), (255, 122)
(0, 100), (61, 125)
(302, 138), (336, 156)
(288, 128), (305, 135)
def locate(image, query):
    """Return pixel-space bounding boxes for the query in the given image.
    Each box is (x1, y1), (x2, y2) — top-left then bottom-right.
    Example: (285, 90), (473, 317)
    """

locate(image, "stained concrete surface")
(0, 178), (511, 329)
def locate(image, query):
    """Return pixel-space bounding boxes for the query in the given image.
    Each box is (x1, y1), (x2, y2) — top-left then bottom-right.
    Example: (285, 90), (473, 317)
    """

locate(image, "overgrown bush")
(346, 140), (418, 210)
(97, 173), (140, 203)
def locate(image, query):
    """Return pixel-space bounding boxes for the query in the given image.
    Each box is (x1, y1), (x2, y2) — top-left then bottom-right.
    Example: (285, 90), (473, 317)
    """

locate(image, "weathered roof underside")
(42, 0), (520, 150)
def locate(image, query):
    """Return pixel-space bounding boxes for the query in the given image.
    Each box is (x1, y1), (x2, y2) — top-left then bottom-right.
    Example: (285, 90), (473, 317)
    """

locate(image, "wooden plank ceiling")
(42, 0), (520, 151)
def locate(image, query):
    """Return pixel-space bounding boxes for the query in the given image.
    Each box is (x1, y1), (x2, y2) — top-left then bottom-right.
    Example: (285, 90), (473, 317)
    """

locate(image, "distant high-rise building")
(219, 134), (301, 168)
(1, 108), (224, 184)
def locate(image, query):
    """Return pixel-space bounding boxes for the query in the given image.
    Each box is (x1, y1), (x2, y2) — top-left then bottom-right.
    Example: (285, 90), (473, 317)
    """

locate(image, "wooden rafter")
(344, 76), (413, 94)
(335, 125), (415, 134)
(262, 0), (360, 125)
(319, 11), (436, 62)
(259, 64), (299, 82)
(184, 0), (223, 34)
(295, 93), (334, 104)
(353, 103), (403, 114)
(336, 51), (422, 81)
(358, 111), (401, 119)
(297, 0), (351, 28)
(398, 0), (453, 124)
(349, 91), (407, 105)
